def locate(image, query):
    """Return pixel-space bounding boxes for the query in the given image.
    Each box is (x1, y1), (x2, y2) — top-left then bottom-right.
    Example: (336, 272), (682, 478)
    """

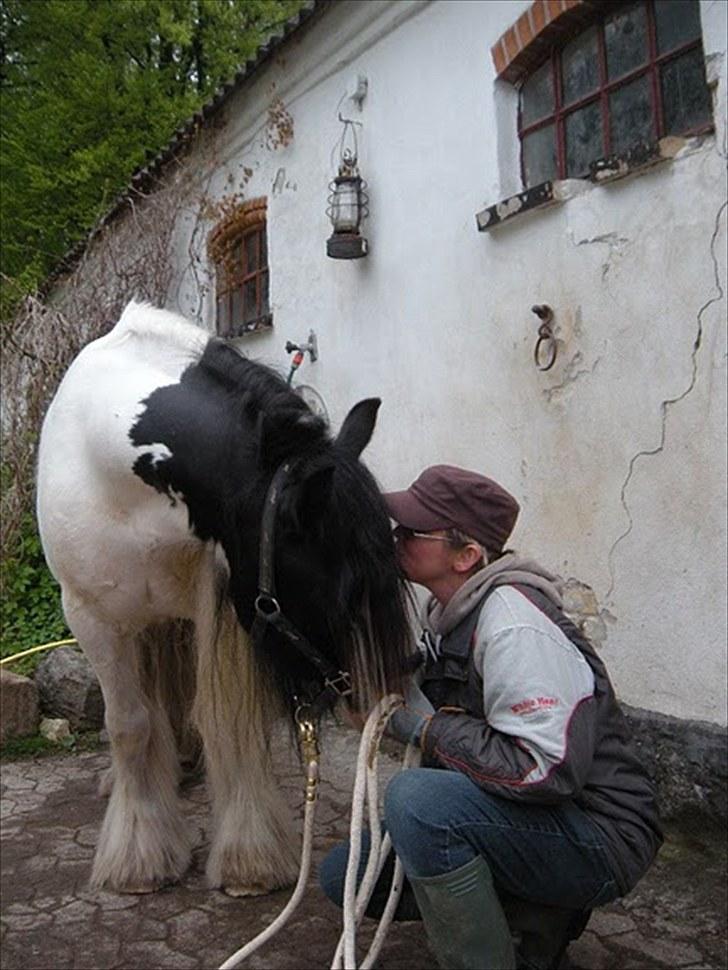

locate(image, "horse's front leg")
(193, 602), (299, 895)
(64, 593), (192, 892)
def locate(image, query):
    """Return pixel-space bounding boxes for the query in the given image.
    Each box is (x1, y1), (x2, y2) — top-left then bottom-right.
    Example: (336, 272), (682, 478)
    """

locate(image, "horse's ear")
(336, 398), (381, 458)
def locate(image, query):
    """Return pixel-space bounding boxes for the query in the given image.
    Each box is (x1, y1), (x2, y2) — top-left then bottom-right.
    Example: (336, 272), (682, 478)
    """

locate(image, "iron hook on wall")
(531, 304), (557, 371)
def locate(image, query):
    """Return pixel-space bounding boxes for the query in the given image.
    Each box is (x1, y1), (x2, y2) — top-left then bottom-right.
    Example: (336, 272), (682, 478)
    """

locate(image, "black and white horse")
(36, 301), (410, 895)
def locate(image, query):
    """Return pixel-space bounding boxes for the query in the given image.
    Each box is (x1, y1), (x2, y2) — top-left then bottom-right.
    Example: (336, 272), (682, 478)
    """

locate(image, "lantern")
(326, 130), (368, 259)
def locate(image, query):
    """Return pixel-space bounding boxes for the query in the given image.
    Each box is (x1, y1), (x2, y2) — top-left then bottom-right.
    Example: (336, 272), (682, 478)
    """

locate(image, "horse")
(36, 301), (411, 896)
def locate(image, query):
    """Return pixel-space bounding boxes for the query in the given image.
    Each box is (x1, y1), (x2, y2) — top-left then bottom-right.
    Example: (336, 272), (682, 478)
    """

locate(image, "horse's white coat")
(37, 302), (299, 894)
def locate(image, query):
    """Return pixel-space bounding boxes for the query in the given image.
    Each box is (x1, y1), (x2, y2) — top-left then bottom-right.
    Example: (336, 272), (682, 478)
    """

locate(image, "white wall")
(169, 0), (727, 725)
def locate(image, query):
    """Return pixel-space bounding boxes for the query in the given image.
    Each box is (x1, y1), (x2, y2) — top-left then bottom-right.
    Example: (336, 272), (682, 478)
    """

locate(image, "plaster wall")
(166, 0), (727, 725)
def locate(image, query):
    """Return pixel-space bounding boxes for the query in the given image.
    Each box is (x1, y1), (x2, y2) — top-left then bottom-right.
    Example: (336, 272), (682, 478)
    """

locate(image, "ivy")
(0, 513), (69, 676)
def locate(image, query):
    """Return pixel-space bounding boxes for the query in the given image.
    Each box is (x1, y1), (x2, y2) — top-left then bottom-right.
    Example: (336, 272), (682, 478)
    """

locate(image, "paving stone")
(568, 931), (615, 969)
(21, 854), (59, 875)
(54, 899), (98, 922)
(613, 931), (703, 966)
(587, 907), (636, 936)
(1, 912), (54, 931)
(120, 940), (202, 968)
(1, 725), (726, 970)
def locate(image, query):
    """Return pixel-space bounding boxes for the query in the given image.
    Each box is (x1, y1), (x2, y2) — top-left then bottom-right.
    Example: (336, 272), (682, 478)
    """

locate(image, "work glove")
(388, 677), (435, 746)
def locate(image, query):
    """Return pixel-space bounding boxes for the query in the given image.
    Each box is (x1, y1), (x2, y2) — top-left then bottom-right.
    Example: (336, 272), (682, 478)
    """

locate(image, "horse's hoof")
(116, 878), (170, 894)
(222, 882), (272, 898)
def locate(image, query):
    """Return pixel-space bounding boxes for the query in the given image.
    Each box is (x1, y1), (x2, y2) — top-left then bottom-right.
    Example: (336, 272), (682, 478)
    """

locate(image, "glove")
(388, 677), (435, 746)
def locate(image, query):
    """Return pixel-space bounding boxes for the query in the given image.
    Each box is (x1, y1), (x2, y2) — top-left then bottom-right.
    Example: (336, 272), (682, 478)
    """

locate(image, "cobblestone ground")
(1, 723), (726, 970)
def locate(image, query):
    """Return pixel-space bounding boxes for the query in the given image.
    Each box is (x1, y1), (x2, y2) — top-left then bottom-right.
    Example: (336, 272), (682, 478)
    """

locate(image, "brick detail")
(491, 0), (597, 84)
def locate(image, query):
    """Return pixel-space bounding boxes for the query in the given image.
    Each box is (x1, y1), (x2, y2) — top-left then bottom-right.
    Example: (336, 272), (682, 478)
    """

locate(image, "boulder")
(35, 647), (104, 731)
(0, 667), (40, 743)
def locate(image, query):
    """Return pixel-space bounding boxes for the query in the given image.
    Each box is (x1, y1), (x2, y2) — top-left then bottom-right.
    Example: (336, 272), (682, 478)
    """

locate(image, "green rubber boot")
(409, 855), (516, 970)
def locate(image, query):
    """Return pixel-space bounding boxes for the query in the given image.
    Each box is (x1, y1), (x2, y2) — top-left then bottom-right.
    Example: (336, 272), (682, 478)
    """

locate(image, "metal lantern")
(327, 126), (369, 259)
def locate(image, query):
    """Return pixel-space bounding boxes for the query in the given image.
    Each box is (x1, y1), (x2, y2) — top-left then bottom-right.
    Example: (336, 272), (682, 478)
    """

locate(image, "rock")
(34, 647), (104, 731)
(39, 717), (72, 742)
(0, 668), (40, 743)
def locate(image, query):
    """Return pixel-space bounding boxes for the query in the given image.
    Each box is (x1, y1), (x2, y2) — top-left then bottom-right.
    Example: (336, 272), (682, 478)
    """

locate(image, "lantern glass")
(331, 178), (361, 233)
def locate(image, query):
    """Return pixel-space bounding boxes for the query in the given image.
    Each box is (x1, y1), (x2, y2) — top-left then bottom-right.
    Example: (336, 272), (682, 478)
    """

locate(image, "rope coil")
(218, 694), (418, 970)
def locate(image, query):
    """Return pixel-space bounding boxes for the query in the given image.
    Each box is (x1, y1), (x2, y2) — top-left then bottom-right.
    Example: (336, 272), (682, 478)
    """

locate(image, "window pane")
(661, 48), (712, 135)
(654, 0), (702, 55)
(562, 26), (600, 106)
(609, 75), (654, 155)
(522, 124), (557, 186)
(244, 278), (258, 325)
(605, 2), (648, 80)
(231, 241), (243, 281)
(521, 60), (554, 127)
(260, 227), (268, 269)
(565, 102), (603, 176)
(217, 296), (229, 335)
(231, 287), (243, 326)
(260, 270), (270, 317)
(245, 231), (258, 273)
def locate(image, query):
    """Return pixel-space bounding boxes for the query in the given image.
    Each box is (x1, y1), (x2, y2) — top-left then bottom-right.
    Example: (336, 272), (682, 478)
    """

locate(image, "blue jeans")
(320, 768), (619, 913)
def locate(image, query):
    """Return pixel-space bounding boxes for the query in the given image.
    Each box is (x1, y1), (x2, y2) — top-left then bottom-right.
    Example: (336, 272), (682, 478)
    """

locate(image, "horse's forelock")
(320, 457), (412, 707)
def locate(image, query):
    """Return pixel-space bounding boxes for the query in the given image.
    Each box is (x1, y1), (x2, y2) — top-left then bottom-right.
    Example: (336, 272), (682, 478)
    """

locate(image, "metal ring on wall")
(534, 332), (558, 371)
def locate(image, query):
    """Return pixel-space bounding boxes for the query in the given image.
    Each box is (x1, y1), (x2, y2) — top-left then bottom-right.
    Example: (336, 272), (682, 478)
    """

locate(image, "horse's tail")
(137, 619), (201, 777)
(190, 546), (282, 782)
(190, 548), (296, 891)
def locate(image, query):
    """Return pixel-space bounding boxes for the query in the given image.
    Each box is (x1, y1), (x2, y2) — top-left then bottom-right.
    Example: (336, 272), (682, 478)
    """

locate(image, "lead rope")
(217, 695), (419, 970)
(332, 695), (421, 970)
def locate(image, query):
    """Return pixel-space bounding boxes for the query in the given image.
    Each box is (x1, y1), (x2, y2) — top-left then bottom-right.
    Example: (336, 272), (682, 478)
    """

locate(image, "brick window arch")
(492, 1), (713, 188)
(208, 197), (271, 337)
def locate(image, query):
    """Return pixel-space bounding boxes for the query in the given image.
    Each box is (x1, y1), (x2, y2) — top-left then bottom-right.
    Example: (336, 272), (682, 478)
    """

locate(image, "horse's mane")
(197, 338), (330, 463)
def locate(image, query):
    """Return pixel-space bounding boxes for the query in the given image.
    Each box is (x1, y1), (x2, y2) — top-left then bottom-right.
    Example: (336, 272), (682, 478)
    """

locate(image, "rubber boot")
(409, 855), (516, 970)
(499, 892), (592, 969)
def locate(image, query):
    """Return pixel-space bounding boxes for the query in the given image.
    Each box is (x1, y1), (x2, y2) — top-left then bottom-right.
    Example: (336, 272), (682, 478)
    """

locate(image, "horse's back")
(37, 302), (212, 622)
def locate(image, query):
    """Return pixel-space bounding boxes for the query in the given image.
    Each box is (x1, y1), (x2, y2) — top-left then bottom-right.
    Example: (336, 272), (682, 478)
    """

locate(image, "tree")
(0, 0), (304, 316)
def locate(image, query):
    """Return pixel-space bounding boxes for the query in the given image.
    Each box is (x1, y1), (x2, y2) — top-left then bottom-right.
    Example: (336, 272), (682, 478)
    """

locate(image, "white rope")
(218, 754), (319, 969)
(331, 695), (421, 970)
(218, 694), (417, 970)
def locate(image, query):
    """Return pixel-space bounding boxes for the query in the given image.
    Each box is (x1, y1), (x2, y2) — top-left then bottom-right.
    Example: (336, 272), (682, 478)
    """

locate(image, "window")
(208, 198), (271, 337)
(519, 0), (713, 187)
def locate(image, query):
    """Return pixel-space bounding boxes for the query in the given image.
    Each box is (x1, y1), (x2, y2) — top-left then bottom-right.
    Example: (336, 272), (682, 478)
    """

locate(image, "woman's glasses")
(392, 525), (453, 543)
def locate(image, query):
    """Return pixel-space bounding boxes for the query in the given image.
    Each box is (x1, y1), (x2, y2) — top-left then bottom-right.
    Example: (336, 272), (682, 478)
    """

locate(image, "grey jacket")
(419, 580), (663, 896)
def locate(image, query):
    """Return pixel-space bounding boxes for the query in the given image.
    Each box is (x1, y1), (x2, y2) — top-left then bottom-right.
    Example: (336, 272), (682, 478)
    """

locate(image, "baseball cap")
(383, 464), (520, 552)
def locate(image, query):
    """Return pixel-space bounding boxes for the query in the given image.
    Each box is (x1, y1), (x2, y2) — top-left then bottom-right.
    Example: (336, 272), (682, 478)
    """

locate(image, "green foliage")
(0, 729), (102, 761)
(0, 513), (69, 676)
(0, 0), (305, 314)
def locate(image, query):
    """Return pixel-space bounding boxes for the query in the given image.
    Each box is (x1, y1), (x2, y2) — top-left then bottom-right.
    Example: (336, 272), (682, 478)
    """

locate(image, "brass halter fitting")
(295, 706), (320, 803)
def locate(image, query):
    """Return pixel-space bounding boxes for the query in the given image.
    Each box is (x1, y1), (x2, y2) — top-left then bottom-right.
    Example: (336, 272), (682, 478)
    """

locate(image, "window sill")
(221, 315), (273, 339)
(476, 133), (712, 233)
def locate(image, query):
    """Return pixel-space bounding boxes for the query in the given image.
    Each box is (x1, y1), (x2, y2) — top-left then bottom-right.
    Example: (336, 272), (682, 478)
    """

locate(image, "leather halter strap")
(251, 460), (352, 711)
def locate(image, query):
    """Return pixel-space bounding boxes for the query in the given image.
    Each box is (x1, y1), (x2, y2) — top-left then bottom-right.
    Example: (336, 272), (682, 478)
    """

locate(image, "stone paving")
(1, 723), (726, 970)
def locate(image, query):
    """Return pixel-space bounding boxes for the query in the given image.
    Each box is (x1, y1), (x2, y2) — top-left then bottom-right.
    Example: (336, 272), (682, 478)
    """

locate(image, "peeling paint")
(574, 232), (629, 280)
(561, 577), (610, 649)
(496, 195), (524, 219)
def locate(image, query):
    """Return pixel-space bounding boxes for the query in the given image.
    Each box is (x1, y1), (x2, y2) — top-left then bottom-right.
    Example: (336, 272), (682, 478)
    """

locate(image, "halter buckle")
(324, 670), (353, 697)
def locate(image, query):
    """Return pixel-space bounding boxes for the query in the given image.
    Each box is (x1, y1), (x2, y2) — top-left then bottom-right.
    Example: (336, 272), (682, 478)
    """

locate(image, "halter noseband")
(251, 460), (352, 714)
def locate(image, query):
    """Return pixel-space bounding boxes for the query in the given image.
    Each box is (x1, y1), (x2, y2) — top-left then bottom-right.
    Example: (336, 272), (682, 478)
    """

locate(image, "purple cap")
(384, 465), (520, 552)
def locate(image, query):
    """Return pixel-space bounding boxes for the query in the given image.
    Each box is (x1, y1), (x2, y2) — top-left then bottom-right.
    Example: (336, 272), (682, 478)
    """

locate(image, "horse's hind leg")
(63, 594), (191, 892)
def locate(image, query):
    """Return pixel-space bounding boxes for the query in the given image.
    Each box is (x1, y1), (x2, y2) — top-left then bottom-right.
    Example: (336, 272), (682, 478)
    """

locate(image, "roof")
(43, 0), (329, 292)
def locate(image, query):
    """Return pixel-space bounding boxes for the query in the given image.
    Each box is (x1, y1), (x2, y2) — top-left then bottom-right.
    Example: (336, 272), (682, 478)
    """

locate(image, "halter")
(251, 460), (353, 716)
